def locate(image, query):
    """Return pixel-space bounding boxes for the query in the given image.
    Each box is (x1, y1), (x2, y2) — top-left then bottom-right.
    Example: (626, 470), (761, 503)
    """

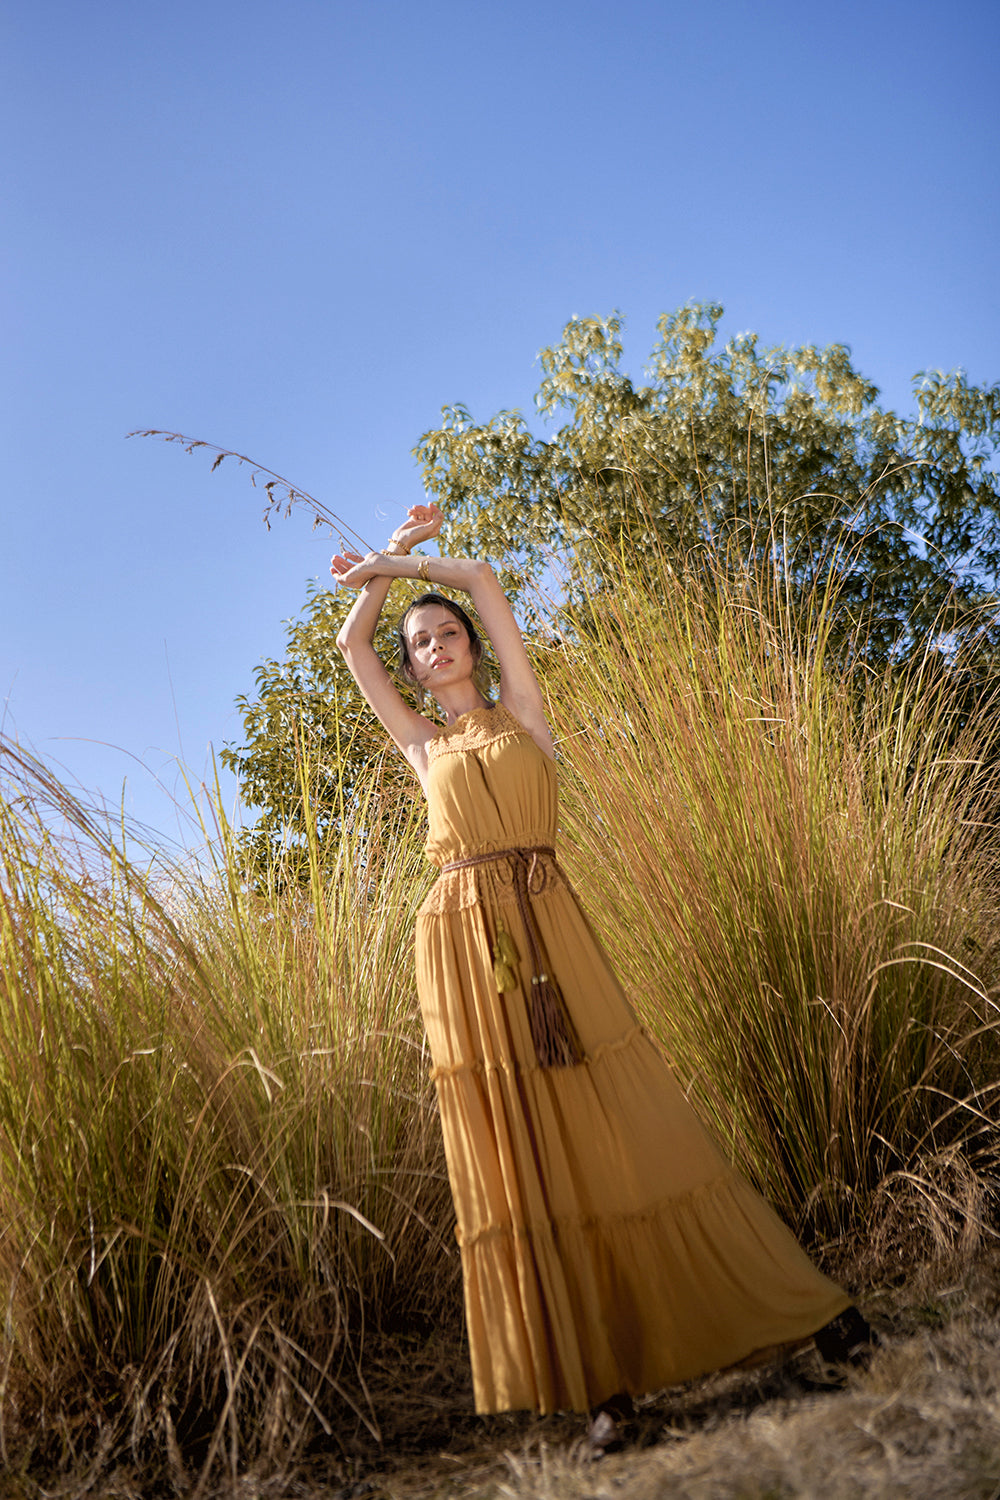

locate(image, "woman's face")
(404, 604), (477, 691)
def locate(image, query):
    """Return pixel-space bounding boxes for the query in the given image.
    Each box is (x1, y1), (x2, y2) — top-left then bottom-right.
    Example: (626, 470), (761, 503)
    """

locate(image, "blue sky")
(3, 0), (998, 841)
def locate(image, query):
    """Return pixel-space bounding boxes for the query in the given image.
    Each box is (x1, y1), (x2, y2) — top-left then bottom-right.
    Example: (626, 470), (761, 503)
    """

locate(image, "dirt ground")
(6, 1260), (1000, 1500)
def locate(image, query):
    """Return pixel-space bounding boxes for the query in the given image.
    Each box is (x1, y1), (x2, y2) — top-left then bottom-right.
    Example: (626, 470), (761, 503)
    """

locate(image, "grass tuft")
(0, 737), (456, 1481)
(541, 531), (1000, 1263)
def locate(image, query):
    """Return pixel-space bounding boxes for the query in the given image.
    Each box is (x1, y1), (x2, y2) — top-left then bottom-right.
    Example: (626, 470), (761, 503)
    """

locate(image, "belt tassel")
(528, 970), (582, 1069)
(443, 846), (583, 1069)
(493, 927), (519, 993)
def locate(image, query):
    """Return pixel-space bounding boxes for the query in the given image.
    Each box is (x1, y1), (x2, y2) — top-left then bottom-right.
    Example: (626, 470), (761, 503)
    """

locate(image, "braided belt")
(439, 845), (582, 1068)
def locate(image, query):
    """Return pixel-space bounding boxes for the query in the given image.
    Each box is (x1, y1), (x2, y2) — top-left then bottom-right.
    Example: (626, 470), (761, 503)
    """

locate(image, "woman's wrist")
(384, 538), (411, 557)
(385, 550), (430, 582)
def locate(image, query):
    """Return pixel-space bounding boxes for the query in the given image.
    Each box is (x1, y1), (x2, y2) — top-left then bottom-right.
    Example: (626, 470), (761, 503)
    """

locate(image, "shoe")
(814, 1305), (879, 1367)
(586, 1392), (633, 1455)
(586, 1409), (622, 1454)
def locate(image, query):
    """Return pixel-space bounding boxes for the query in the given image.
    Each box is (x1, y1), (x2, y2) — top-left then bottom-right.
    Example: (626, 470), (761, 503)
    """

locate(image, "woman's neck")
(434, 686), (492, 725)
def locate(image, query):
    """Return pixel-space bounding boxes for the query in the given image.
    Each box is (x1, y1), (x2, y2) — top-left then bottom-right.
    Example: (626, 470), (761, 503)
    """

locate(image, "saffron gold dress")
(415, 704), (848, 1415)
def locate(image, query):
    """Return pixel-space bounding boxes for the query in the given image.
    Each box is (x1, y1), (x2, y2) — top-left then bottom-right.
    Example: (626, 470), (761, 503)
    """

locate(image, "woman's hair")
(396, 592), (491, 698)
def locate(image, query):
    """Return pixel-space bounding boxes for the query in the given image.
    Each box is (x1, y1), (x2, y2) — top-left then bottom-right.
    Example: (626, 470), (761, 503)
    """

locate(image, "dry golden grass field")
(2, 544), (999, 1498)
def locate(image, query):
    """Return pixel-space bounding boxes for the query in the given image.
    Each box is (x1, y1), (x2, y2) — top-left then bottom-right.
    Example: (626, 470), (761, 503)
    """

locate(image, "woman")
(331, 502), (872, 1451)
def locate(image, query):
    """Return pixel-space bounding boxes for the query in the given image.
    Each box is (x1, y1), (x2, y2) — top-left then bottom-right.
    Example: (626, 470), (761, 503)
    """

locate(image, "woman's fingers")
(400, 501), (443, 540)
(331, 562), (366, 585)
(330, 546), (385, 585)
(330, 505), (441, 584)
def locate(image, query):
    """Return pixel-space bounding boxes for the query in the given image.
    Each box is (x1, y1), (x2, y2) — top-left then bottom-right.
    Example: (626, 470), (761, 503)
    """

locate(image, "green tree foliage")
(417, 303), (1000, 662)
(220, 583), (418, 879)
(226, 304), (1000, 873)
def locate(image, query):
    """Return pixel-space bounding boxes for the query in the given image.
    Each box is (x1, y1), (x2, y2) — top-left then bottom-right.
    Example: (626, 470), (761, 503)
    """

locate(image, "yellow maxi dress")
(415, 703), (848, 1415)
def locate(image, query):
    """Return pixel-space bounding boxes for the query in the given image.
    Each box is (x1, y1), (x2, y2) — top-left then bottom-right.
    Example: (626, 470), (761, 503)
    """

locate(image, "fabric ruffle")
(459, 1169), (849, 1414)
(428, 703), (524, 756)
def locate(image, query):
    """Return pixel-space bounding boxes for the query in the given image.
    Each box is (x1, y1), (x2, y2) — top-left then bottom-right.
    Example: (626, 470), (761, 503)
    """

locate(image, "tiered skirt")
(415, 852), (848, 1414)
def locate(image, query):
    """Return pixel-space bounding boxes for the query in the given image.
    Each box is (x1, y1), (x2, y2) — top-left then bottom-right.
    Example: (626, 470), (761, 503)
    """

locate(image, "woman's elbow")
(336, 624), (377, 662)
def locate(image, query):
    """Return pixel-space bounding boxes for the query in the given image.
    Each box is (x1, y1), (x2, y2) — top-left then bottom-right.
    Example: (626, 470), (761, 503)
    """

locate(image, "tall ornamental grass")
(0, 738), (454, 1481)
(1, 527), (999, 1487)
(543, 537), (1000, 1260)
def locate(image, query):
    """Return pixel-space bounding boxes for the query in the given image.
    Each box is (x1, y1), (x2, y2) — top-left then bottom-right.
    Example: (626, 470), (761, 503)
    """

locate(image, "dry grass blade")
(127, 429), (374, 548)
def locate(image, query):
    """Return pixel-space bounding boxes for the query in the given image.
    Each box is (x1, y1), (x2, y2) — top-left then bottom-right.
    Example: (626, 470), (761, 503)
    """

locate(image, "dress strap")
(440, 846), (582, 1069)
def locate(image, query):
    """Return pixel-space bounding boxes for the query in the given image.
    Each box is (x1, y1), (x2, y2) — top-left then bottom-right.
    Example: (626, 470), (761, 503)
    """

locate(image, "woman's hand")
(330, 502), (443, 587)
(329, 549), (387, 587)
(390, 501), (443, 553)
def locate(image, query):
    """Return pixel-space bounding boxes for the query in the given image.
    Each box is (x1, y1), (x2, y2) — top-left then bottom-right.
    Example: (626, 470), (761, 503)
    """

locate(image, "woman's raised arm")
(333, 513), (553, 763)
(449, 561), (554, 759)
(332, 504), (444, 782)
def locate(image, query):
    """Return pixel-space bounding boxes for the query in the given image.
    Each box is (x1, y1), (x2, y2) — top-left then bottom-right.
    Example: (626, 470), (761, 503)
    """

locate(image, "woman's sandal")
(586, 1392), (634, 1455)
(814, 1305), (880, 1367)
